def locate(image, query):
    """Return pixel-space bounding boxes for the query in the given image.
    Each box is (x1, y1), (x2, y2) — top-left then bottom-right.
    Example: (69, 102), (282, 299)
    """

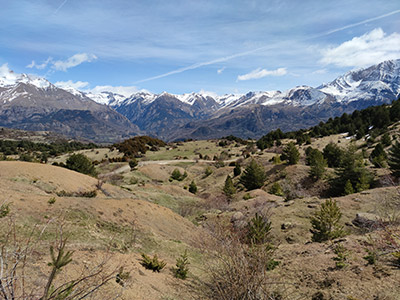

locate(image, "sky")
(0, 0), (400, 96)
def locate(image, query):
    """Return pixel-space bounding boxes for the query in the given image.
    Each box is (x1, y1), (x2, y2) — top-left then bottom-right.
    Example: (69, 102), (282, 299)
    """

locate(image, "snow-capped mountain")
(102, 59), (400, 140)
(0, 66), (139, 143)
(0, 59), (399, 142)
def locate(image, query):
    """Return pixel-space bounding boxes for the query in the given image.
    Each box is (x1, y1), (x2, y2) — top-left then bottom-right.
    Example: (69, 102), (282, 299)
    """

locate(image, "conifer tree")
(247, 213), (272, 245)
(330, 146), (373, 196)
(189, 180), (197, 194)
(344, 179), (354, 195)
(309, 150), (327, 181)
(310, 199), (345, 242)
(281, 142), (299, 165)
(370, 143), (387, 168)
(239, 160), (266, 190)
(223, 175), (236, 199)
(388, 141), (400, 178)
(233, 163), (242, 177)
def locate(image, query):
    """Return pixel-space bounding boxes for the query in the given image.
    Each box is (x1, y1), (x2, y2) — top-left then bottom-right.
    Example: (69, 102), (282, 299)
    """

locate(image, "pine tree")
(388, 141), (400, 177)
(281, 142), (299, 165)
(247, 213), (272, 245)
(223, 175), (236, 199)
(173, 250), (190, 280)
(189, 180), (197, 194)
(381, 132), (392, 147)
(310, 199), (345, 242)
(344, 180), (354, 195)
(323, 142), (344, 168)
(233, 163), (241, 177)
(330, 146), (373, 196)
(309, 150), (327, 181)
(239, 160), (266, 190)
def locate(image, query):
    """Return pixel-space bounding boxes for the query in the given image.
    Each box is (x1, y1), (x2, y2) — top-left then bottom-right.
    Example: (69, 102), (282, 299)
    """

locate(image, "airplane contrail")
(135, 9), (400, 84)
(54, 0), (68, 14)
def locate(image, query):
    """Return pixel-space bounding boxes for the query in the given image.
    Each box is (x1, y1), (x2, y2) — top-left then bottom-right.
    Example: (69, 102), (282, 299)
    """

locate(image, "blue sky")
(1, 0), (400, 96)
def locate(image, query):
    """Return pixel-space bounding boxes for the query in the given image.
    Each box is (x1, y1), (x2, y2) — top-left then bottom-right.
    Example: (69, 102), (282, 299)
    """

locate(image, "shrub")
(204, 166), (213, 177)
(173, 250), (190, 279)
(66, 153), (96, 176)
(48, 197), (56, 205)
(269, 182), (283, 196)
(129, 159), (138, 170)
(243, 193), (252, 200)
(0, 202), (10, 218)
(140, 254), (166, 272)
(189, 180), (197, 194)
(310, 199), (345, 242)
(239, 160), (266, 190)
(170, 169), (187, 181)
(198, 221), (278, 299)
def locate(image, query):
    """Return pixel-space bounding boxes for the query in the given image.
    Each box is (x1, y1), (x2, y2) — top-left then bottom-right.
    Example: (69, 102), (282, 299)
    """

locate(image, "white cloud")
(55, 80), (89, 90)
(52, 53), (97, 71)
(320, 28), (400, 68)
(88, 85), (139, 97)
(53, 80), (139, 97)
(237, 67), (287, 81)
(26, 57), (53, 70)
(217, 67), (226, 74)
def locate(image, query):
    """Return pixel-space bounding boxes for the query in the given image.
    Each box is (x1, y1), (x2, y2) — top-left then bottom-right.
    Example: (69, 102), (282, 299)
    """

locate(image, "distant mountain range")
(0, 71), (139, 143)
(0, 59), (399, 142)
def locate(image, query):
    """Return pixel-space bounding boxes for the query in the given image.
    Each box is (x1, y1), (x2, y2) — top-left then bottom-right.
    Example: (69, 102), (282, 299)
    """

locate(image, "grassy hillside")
(1, 125), (400, 299)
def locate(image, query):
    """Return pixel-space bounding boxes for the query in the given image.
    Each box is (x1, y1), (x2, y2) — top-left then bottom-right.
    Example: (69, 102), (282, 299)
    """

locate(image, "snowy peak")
(0, 64), (52, 90)
(319, 58), (400, 102)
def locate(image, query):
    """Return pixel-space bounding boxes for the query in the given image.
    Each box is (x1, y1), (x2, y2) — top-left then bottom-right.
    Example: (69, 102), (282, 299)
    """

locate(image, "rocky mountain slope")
(0, 70), (140, 143)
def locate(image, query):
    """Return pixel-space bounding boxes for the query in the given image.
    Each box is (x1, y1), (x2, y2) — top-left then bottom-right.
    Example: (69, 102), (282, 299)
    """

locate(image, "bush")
(269, 182), (283, 196)
(198, 222), (278, 299)
(173, 250), (190, 279)
(66, 153), (96, 176)
(48, 197), (56, 205)
(310, 199), (345, 242)
(239, 160), (266, 190)
(204, 166), (213, 177)
(129, 159), (138, 170)
(0, 203), (10, 218)
(140, 254), (166, 272)
(170, 169), (187, 181)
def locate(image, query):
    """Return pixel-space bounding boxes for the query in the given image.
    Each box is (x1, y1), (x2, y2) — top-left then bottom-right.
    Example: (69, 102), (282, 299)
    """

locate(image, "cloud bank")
(320, 28), (400, 68)
(237, 67), (287, 81)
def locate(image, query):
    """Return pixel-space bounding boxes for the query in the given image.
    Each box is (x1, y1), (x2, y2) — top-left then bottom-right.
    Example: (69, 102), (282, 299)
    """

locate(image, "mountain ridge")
(0, 59), (399, 142)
